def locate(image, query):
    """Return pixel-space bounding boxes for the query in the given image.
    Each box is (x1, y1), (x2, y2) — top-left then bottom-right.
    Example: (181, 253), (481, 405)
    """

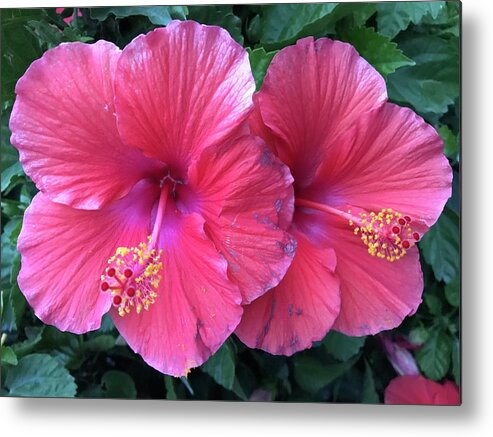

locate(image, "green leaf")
(409, 325), (430, 345)
(421, 1), (460, 38)
(377, 1), (447, 39)
(424, 292), (443, 316)
(37, 327), (83, 369)
(248, 47), (277, 90)
(325, 3), (376, 28)
(26, 20), (93, 50)
(1, 9), (44, 103)
(420, 207), (460, 283)
(89, 6), (188, 26)
(164, 376), (177, 400)
(7, 282), (27, 331)
(101, 370), (137, 399)
(1, 346), (18, 365)
(258, 2), (375, 47)
(232, 362), (257, 400)
(339, 26), (415, 78)
(1, 198), (27, 217)
(12, 326), (44, 357)
(438, 124), (459, 159)
(98, 313), (116, 334)
(323, 331), (366, 361)
(232, 378), (248, 401)
(201, 340), (236, 391)
(1, 219), (25, 332)
(447, 170), (460, 216)
(452, 337), (460, 385)
(1, 161), (24, 193)
(82, 335), (116, 352)
(387, 35), (459, 115)
(416, 330), (451, 380)
(246, 14), (261, 43)
(444, 275), (460, 308)
(5, 353), (76, 397)
(188, 5), (243, 44)
(361, 361), (379, 403)
(1, 104), (16, 162)
(293, 353), (360, 394)
(258, 3), (338, 49)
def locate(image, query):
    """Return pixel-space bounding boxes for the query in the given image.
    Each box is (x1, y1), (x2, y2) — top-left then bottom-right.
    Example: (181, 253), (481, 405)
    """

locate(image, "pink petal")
(114, 21), (255, 176)
(187, 135), (295, 304)
(17, 181), (160, 334)
(385, 375), (460, 405)
(256, 37), (386, 189)
(112, 210), (243, 377)
(298, 211), (424, 336)
(235, 232), (340, 355)
(305, 103), (452, 227)
(10, 40), (161, 210)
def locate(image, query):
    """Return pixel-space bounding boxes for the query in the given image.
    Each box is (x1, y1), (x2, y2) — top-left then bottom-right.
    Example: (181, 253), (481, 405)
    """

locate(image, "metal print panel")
(0, 1), (460, 405)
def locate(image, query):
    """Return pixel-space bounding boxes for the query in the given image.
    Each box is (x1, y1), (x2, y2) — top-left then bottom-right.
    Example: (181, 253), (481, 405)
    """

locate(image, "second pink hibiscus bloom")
(236, 37), (452, 354)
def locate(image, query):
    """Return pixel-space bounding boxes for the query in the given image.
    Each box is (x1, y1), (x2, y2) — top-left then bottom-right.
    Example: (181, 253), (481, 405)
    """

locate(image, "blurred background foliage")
(0, 2), (460, 401)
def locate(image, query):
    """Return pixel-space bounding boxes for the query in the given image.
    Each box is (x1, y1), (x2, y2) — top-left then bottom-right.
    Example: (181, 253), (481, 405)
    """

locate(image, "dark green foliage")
(1, 9), (44, 103)
(323, 331), (366, 361)
(377, 1), (446, 39)
(89, 6), (188, 26)
(201, 340), (236, 391)
(339, 25), (415, 78)
(420, 207), (460, 283)
(387, 34), (459, 116)
(188, 5), (243, 44)
(0, 3), (460, 401)
(248, 47), (278, 90)
(5, 353), (77, 397)
(361, 361), (380, 403)
(416, 330), (452, 380)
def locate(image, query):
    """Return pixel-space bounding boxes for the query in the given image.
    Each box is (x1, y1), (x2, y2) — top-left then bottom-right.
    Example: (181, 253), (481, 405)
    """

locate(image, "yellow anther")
(347, 208), (418, 262)
(101, 235), (163, 317)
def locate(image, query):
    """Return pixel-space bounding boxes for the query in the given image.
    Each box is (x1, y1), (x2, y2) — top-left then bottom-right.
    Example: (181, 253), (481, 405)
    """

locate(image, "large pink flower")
(11, 21), (295, 376)
(385, 375), (460, 405)
(235, 37), (452, 354)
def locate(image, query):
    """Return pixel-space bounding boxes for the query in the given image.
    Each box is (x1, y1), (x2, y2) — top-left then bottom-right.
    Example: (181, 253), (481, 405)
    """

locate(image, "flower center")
(348, 208), (420, 262)
(100, 183), (170, 316)
(295, 199), (420, 262)
(100, 240), (163, 316)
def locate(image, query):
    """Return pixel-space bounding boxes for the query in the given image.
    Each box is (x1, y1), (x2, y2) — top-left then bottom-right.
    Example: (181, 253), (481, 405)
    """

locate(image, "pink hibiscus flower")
(235, 37), (452, 354)
(385, 375), (460, 405)
(10, 21), (295, 376)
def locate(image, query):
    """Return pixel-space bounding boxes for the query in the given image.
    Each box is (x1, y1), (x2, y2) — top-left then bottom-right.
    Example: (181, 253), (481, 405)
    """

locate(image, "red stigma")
(392, 226), (400, 234)
(398, 218), (406, 226)
(404, 216), (411, 223)
(124, 269), (133, 278)
(101, 282), (110, 291)
(113, 295), (122, 305)
(413, 232), (420, 241)
(107, 267), (116, 277)
(126, 287), (136, 297)
(402, 240), (410, 249)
